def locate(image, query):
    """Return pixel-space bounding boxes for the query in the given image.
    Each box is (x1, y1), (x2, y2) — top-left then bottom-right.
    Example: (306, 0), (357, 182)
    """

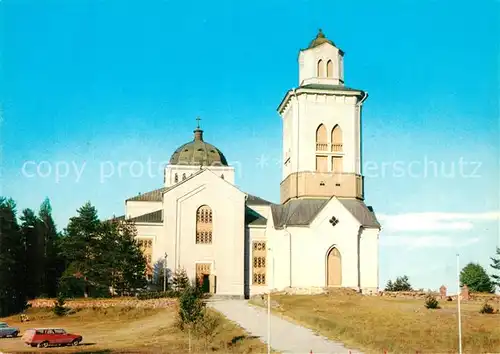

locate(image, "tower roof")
(307, 29), (336, 49)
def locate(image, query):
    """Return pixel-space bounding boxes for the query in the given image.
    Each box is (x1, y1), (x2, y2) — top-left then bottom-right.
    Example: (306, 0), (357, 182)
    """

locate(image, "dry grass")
(251, 289), (500, 354)
(0, 303), (266, 353)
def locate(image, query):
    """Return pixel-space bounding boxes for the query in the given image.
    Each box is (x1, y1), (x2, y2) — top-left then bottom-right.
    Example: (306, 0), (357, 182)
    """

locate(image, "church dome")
(308, 29), (335, 49)
(169, 125), (228, 167)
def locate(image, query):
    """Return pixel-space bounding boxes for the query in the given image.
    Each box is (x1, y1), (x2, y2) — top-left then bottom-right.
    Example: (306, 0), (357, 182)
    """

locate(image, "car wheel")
(71, 339), (80, 346)
(38, 341), (49, 348)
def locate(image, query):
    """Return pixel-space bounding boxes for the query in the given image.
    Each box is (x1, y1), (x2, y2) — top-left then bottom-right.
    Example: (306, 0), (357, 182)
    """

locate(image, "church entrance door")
(196, 263), (211, 293)
(326, 247), (342, 286)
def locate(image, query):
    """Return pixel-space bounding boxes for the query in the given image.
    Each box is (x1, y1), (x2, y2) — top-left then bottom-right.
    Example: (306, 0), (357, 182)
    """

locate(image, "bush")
(424, 294), (440, 309)
(53, 294), (69, 316)
(479, 302), (495, 314)
(195, 310), (222, 351)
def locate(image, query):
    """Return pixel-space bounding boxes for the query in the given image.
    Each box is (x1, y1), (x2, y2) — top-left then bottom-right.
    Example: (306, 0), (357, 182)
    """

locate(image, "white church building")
(119, 30), (381, 297)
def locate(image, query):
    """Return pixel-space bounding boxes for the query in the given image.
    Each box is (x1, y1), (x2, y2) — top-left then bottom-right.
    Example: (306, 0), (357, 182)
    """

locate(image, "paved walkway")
(208, 300), (362, 354)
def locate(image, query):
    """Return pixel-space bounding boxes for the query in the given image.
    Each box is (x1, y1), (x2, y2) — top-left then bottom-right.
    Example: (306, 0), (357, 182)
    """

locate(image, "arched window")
(315, 124), (328, 173)
(316, 124), (327, 151)
(331, 125), (343, 152)
(174, 173), (179, 183)
(182, 173), (186, 180)
(196, 205), (213, 244)
(221, 174), (224, 180)
(326, 60), (333, 78)
(317, 59), (325, 77)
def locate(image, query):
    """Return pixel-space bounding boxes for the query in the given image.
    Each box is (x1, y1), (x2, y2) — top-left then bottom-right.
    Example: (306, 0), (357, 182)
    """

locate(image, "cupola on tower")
(278, 29), (368, 204)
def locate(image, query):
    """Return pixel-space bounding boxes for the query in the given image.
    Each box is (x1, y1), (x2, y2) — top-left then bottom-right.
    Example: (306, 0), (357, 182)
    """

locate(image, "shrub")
(479, 302), (495, 314)
(424, 294), (440, 309)
(53, 294), (69, 316)
(195, 310), (222, 351)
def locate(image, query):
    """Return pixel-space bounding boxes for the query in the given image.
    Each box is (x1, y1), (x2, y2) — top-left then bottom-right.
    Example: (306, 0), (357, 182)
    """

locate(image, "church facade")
(120, 30), (381, 297)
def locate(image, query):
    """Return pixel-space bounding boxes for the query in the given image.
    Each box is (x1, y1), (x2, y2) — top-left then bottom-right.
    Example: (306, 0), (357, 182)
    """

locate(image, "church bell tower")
(278, 29), (368, 204)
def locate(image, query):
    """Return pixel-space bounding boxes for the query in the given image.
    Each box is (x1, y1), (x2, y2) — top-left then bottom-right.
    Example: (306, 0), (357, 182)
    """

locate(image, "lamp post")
(163, 252), (168, 292)
(267, 247), (275, 354)
(457, 253), (462, 354)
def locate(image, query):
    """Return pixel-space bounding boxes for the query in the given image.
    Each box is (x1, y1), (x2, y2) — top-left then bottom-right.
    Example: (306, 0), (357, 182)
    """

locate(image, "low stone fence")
(29, 297), (177, 309)
(379, 291), (500, 303)
(379, 291), (440, 299)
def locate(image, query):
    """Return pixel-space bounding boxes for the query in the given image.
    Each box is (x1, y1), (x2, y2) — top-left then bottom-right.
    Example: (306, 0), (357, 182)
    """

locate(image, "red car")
(22, 328), (82, 348)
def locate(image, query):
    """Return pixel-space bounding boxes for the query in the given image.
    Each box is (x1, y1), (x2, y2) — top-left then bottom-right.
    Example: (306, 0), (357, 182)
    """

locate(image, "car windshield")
(0, 323), (7, 328)
(54, 329), (66, 334)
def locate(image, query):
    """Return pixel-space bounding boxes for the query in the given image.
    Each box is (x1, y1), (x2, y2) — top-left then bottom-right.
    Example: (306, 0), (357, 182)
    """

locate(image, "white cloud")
(378, 211), (500, 232)
(381, 235), (480, 249)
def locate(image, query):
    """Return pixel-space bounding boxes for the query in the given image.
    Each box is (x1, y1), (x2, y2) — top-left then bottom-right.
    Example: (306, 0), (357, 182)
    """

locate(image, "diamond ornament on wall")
(329, 216), (339, 226)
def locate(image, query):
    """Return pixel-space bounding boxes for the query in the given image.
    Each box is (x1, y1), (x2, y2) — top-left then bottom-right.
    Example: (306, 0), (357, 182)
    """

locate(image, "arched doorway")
(326, 247), (342, 286)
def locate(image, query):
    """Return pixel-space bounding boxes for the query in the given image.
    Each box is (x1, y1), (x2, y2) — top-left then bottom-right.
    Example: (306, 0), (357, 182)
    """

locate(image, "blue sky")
(1, 0), (499, 291)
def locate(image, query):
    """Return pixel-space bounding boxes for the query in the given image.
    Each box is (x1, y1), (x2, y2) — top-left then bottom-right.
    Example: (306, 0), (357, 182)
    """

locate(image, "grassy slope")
(0, 305), (266, 353)
(251, 290), (500, 354)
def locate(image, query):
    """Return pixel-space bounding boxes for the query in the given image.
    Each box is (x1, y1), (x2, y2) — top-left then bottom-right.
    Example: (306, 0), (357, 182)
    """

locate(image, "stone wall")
(29, 297), (176, 309)
(378, 290), (500, 303)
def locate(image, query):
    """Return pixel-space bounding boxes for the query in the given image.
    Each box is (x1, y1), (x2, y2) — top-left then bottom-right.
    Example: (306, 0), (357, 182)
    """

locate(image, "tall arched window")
(315, 124), (328, 172)
(326, 60), (333, 78)
(196, 205), (213, 244)
(316, 124), (327, 151)
(331, 125), (343, 173)
(331, 125), (343, 152)
(221, 174), (224, 180)
(317, 59), (325, 77)
(174, 173), (179, 183)
(182, 173), (186, 180)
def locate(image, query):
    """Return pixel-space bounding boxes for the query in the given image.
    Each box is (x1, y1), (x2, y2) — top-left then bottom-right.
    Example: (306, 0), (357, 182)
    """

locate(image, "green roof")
(307, 29), (335, 49)
(245, 206), (267, 227)
(169, 128), (228, 167)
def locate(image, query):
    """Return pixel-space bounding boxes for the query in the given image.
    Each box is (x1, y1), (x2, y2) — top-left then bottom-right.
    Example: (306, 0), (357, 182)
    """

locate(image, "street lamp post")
(457, 253), (462, 354)
(267, 247), (275, 354)
(163, 253), (168, 292)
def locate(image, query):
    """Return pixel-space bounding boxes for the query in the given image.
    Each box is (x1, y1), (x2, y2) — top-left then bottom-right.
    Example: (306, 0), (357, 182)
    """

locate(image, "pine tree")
(385, 280), (394, 291)
(20, 208), (44, 299)
(62, 202), (101, 297)
(172, 268), (190, 293)
(490, 247), (500, 289)
(385, 276), (412, 291)
(39, 198), (64, 297)
(0, 198), (27, 316)
(98, 219), (146, 295)
(53, 293), (69, 316)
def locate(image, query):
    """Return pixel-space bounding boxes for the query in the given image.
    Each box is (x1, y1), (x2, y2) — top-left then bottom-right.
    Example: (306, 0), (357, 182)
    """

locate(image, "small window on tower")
(174, 173), (179, 183)
(221, 174), (224, 180)
(182, 173), (186, 180)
